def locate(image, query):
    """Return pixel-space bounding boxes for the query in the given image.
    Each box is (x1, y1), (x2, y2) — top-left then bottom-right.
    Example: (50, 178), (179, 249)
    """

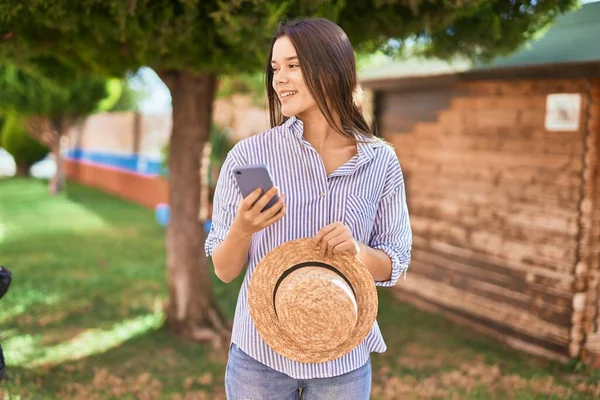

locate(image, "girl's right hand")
(231, 187), (286, 237)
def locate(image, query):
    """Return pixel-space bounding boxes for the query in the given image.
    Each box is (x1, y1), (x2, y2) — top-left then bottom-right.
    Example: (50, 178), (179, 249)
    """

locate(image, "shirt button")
(320, 192), (326, 197)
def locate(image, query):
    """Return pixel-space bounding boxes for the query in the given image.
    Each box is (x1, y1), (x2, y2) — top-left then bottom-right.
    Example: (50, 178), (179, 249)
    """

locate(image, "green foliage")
(0, 113), (5, 144)
(0, 1), (578, 78)
(96, 78), (125, 112)
(417, 1), (579, 62)
(217, 72), (265, 107)
(209, 124), (233, 165)
(1, 113), (48, 168)
(99, 75), (145, 112)
(0, 63), (64, 117)
(62, 72), (111, 117)
(108, 80), (143, 112)
(0, 62), (109, 119)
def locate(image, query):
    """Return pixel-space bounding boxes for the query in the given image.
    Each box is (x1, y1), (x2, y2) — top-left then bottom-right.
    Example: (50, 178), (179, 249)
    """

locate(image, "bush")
(1, 113), (48, 175)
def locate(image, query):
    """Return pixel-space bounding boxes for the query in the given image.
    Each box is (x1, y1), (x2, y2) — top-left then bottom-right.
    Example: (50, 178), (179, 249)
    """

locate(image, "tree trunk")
(21, 115), (67, 194)
(15, 163), (30, 176)
(160, 70), (230, 348)
(48, 118), (73, 195)
(49, 140), (65, 194)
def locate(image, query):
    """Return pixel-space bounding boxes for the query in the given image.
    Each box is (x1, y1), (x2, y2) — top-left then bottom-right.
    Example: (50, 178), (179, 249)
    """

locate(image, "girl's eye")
(270, 65), (298, 72)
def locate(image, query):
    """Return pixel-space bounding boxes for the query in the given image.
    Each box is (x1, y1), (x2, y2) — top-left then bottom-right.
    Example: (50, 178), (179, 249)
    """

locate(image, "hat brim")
(248, 238), (378, 364)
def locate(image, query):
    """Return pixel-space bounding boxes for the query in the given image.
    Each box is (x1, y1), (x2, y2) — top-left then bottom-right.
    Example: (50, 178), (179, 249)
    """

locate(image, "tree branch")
(21, 115), (59, 147)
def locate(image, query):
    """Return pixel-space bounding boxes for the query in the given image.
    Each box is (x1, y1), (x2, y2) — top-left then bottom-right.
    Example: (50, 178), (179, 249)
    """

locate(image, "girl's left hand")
(313, 222), (361, 257)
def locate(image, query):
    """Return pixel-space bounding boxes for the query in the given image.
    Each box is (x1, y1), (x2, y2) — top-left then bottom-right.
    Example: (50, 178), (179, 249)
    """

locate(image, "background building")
(359, 1), (600, 365)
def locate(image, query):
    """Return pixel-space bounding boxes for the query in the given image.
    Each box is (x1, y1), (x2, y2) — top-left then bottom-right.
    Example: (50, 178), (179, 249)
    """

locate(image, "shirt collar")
(283, 115), (304, 140)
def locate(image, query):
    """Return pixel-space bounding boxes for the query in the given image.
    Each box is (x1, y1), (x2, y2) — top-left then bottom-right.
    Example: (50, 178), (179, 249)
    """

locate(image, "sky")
(131, 67), (172, 114)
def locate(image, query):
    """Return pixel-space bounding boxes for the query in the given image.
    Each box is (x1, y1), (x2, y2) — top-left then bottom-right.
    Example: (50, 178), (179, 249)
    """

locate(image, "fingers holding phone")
(231, 164), (286, 237)
(234, 187), (286, 236)
(255, 189), (286, 225)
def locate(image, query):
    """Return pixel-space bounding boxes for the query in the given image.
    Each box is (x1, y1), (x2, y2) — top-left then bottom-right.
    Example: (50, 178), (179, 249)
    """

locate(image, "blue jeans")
(225, 343), (372, 400)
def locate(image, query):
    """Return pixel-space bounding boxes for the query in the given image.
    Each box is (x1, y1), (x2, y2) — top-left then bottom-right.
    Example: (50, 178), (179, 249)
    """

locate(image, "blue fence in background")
(66, 149), (164, 176)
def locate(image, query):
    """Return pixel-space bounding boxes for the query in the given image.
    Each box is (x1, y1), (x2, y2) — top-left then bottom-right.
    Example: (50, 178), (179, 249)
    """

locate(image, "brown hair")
(265, 18), (374, 140)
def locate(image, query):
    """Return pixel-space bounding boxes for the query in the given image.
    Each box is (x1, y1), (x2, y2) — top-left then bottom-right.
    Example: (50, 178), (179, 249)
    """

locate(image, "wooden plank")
(414, 238), (576, 291)
(379, 87), (456, 134)
(409, 259), (572, 327)
(407, 186), (581, 215)
(393, 288), (571, 360)
(409, 224), (577, 276)
(407, 203), (578, 241)
(412, 247), (574, 303)
(399, 275), (570, 343)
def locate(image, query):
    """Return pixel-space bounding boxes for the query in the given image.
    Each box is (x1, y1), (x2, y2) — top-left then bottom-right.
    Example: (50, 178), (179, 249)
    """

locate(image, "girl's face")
(271, 36), (318, 118)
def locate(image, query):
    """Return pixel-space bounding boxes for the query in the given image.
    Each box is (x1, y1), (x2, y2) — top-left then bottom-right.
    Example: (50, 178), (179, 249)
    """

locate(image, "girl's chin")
(281, 102), (316, 118)
(280, 106), (297, 118)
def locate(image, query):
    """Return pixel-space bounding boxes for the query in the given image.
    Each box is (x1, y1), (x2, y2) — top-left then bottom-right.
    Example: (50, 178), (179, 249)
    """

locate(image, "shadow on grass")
(2, 326), (229, 399)
(64, 181), (162, 227)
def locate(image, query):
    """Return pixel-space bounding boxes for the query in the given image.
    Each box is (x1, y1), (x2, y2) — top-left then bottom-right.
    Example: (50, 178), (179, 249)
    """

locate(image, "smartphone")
(232, 164), (280, 212)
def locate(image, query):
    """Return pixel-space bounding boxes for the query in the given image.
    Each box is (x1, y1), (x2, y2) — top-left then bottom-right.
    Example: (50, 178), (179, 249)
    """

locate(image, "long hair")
(265, 18), (374, 140)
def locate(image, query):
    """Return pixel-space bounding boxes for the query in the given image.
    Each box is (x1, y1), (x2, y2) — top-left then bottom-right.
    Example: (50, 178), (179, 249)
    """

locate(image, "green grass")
(0, 177), (598, 399)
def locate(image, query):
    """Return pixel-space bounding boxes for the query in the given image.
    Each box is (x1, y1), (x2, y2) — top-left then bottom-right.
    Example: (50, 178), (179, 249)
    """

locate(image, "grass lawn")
(0, 177), (599, 399)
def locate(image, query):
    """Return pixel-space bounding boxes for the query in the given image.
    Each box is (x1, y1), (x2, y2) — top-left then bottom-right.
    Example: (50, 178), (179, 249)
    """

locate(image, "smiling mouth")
(279, 91), (297, 100)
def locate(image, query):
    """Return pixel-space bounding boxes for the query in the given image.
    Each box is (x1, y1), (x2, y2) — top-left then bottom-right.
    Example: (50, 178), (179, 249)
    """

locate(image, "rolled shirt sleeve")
(368, 154), (412, 287)
(205, 145), (244, 258)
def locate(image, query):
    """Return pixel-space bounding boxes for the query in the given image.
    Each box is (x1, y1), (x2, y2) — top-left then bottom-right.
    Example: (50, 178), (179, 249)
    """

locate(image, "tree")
(0, 0), (577, 347)
(0, 62), (109, 193)
(102, 74), (147, 113)
(1, 112), (48, 176)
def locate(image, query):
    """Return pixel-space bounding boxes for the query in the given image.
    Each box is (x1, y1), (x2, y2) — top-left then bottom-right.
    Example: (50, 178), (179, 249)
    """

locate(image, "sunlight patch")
(1, 335), (41, 366)
(5, 312), (164, 368)
(58, 201), (113, 231)
(2, 201), (111, 243)
(0, 292), (62, 324)
(26, 312), (164, 368)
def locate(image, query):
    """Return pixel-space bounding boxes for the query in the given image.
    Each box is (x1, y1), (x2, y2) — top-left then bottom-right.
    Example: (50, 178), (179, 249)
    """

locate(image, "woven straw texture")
(248, 238), (378, 363)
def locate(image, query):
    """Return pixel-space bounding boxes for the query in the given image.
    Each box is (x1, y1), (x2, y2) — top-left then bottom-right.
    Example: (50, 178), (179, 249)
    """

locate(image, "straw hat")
(248, 238), (378, 363)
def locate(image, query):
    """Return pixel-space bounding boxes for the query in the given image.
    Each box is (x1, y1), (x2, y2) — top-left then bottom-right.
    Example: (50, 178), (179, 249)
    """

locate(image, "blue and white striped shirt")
(205, 116), (412, 379)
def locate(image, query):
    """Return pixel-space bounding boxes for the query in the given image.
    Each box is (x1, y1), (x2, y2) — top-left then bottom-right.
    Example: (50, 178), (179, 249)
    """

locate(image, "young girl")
(206, 17), (412, 400)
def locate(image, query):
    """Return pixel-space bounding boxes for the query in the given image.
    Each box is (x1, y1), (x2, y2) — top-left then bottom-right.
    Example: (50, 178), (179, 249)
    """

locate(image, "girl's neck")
(297, 109), (353, 152)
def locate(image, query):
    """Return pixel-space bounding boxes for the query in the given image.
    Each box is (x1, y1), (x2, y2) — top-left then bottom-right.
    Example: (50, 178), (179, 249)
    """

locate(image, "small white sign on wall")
(545, 93), (581, 131)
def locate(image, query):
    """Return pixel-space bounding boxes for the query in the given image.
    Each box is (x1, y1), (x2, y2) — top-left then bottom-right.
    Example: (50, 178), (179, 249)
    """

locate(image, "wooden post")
(582, 79), (600, 366)
(132, 112), (142, 154)
(571, 79), (599, 359)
